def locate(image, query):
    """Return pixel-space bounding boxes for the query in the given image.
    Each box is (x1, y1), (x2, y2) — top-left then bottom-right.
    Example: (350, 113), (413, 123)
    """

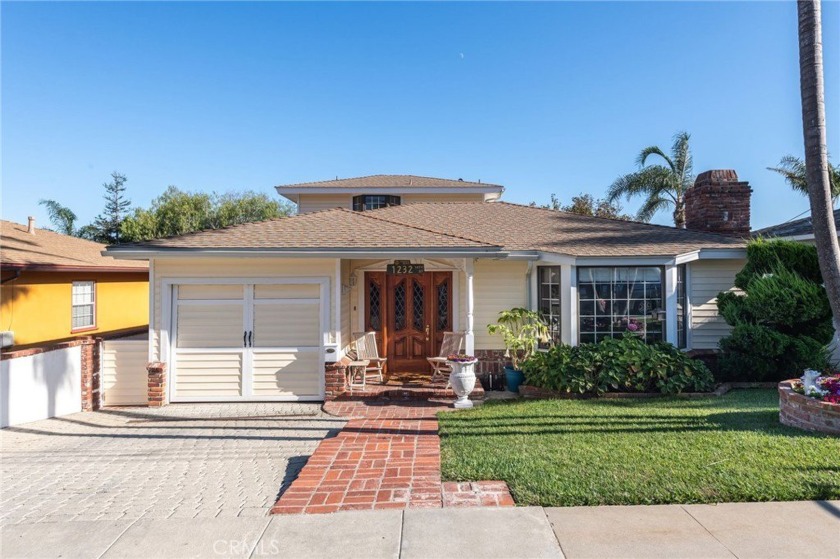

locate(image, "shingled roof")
(111, 208), (499, 252)
(1, 220), (147, 271)
(275, 174), (503, 190)
(108, 202), (745, 258)
(752, 209), (840, 239)
(366, 202), (745, 257)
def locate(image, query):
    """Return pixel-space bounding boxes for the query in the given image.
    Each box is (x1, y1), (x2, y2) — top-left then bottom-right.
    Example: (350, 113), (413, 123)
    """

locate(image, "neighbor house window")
(538, 266), (562, 343)
(352, 195), (401, 211)
(577, 267), (664, 344)
(677, 264), (687, 349)
(71, 281), (96, 330)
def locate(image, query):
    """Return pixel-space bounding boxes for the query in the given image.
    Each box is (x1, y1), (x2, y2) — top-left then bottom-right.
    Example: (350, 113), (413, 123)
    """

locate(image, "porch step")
(344, 380), (485, 402)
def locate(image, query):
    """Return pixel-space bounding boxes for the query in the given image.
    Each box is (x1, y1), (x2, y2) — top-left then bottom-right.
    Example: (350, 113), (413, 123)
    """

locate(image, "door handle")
(244, 331), (247, 347)
(425, 324), (430, 341)
(248, 331), (253, 347)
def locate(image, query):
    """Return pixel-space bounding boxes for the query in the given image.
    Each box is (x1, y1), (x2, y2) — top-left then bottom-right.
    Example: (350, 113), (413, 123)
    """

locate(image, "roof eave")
(275, 186), (505, 197)
(105, 247), (507, 260)
(0, 263), (148, 273)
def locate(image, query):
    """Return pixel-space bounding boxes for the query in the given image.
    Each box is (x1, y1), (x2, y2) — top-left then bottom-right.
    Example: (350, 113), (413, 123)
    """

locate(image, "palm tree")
(797, 1), (840, 344)
(767, 155), (840, 199)
(38, 199), (78, 236)
(607, 131), (694, 227)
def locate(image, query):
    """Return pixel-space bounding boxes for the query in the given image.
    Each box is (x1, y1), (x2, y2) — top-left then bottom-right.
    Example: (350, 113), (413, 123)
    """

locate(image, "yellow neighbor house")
(1, 218), (148, 348)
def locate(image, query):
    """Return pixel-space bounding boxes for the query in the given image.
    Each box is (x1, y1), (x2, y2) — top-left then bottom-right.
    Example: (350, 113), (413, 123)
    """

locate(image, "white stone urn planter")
(447, 357), (478, 409)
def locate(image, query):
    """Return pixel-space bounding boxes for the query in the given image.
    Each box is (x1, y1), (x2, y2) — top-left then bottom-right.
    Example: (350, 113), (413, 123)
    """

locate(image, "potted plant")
(446, 353), (479, 409)
(487, 307), (550, 393)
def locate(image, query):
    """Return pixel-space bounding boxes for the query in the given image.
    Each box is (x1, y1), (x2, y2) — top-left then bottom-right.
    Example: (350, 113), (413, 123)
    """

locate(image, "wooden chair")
(427, 331), (466, 382)
(352, 332), (387, 384)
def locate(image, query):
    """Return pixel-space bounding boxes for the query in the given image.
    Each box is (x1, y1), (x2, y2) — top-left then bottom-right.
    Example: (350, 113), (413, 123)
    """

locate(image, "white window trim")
(71, 280), (96, 331)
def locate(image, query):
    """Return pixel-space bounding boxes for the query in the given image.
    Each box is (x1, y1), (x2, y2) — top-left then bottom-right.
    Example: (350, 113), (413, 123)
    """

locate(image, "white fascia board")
(573, 256), (677, 266)
(275, 186), (504, 196)
(104, 248), (507, 260)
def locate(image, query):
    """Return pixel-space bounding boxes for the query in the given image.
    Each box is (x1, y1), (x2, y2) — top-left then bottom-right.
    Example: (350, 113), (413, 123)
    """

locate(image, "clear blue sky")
(2, 1), (838, 230)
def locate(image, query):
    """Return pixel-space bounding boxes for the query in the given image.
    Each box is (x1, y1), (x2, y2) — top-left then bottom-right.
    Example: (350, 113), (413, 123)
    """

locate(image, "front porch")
(325, 364), (486, 403)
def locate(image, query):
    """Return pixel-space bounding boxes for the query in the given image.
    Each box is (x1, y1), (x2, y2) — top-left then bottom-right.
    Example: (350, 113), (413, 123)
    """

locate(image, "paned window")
(71, 281), (96, 330)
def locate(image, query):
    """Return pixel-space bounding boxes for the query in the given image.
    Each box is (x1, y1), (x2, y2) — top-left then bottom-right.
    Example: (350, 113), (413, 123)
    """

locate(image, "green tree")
(607, 131), (695, 227)
(120, 187), (294, 242)
(88, 172), (131, 244)
(533, 193), (631, 220)
(767, 155), (840, 199)
(38, 199), (78, 235)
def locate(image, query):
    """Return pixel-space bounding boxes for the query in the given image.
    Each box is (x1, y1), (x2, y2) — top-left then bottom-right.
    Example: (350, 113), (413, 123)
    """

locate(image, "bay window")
(577, 267), (665, 344)
(537, 266), (562, 343)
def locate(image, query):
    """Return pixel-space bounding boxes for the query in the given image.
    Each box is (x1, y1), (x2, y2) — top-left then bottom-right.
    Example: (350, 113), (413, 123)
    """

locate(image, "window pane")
(537, 266), (562, 343)
(71, 282), (95, 329)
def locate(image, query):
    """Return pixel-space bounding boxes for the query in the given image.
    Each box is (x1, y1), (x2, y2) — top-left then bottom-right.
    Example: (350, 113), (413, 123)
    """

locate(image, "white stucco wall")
(0, 345), (82, 428)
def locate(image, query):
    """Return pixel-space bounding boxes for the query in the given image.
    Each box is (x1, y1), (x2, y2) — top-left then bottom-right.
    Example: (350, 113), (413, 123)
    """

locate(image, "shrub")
(521, 334), (714, 395)
(717, 240), (832, 382)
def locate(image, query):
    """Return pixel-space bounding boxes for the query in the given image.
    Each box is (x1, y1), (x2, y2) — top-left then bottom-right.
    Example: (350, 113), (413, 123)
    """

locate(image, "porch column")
(664, 264), (678, 346)
(465, 258), (475, 355)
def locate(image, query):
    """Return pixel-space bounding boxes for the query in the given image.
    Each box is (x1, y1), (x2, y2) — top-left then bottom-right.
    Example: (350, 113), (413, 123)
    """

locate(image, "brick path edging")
(779, 380), (840, 435)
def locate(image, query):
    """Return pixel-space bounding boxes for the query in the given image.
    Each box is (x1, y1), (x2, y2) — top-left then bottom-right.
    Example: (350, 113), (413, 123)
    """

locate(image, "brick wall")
(474, 349), (507, 375)
(147, 362), (167, 407)
(325, 362), (348, 401)
(778, 380), (840, 435)
(80, 338), (102, 411)
(684, 169), (751, 237)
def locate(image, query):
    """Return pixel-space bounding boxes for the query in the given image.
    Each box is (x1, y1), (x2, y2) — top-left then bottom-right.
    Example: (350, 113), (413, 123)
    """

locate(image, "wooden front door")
(364, 271), (453, 373)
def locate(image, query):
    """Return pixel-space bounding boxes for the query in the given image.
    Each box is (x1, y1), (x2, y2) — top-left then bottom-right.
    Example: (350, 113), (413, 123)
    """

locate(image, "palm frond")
(635, 196), (671, 222)
(38, 199), (78, 236)
(670, 131), (694, 191)
(636, 146), (674, 171)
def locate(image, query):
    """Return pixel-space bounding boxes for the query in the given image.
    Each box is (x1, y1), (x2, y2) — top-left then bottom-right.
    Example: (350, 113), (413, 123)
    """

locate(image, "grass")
(437, 389), (840, 506)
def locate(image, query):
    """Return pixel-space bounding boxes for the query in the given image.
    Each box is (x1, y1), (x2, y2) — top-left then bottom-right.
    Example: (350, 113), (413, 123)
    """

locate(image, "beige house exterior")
(107, 173), (748, 404)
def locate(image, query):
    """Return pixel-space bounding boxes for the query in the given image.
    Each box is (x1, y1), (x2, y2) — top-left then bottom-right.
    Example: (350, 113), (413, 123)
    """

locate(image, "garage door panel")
(178, 285), (244, 300)
(174, 352), (243, 398)
(253, 303), (320, 347)
(252, 352), (320, 396)
(177, 304), (244, 348)
(254, 284), (320, 299)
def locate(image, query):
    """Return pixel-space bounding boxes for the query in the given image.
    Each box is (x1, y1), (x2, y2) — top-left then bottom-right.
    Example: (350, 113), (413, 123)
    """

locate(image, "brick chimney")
(684, 170), (751, 237)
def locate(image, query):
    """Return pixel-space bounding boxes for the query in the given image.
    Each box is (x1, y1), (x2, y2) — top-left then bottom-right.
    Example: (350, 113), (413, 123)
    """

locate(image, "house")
(106, 170), (750, 405)
(1, 218), (149, 348)
(752, 208), (840, 243)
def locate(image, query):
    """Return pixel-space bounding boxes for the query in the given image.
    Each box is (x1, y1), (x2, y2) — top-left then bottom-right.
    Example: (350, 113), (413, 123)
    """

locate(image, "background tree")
(88, 172), (131, 244)
(38, 199), (78, 235)
(607, 131), (695, 227)
(798, 0), (840, 362)
(768, 155), (840, 200)
(120, 187), (294, 242)
(532, 193), (632, 220)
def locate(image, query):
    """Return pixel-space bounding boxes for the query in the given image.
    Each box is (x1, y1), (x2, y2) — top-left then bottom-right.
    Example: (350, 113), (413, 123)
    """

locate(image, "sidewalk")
(2, 500), (838, 558)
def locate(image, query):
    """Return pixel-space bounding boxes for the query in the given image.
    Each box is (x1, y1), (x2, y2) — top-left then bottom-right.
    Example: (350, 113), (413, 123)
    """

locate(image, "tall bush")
(717, 239), (832, 381)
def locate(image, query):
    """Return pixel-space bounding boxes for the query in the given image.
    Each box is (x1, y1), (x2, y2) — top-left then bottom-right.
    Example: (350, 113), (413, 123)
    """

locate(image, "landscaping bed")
(438, 389), (840, 507)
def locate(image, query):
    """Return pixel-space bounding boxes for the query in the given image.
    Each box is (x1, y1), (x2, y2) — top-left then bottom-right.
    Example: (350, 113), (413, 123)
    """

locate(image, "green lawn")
(438, 389), (840, 506)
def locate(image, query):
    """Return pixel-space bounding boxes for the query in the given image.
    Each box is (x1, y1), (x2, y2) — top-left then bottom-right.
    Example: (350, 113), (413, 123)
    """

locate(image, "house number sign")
(387, 260), (425, 275)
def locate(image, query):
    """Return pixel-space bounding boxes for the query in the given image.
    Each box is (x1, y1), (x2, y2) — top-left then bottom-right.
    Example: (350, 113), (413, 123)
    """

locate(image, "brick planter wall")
(147, 362), (167, 407)
(778, 380), (840, 435)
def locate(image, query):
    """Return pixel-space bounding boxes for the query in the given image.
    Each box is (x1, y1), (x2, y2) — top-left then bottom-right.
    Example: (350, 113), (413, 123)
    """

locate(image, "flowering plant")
(447, 354), (478, 364)
(792, 370), (840, 404)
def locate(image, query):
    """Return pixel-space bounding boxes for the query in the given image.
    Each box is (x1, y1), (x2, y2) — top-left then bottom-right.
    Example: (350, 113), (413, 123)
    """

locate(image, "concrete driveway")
(0, 404), (345, 525)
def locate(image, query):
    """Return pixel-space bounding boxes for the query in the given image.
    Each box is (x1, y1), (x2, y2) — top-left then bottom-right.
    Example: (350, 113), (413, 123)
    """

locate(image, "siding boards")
(473, 260), (528, 350)
(101, 339), (148, 405)
(689, 259), (745, 350)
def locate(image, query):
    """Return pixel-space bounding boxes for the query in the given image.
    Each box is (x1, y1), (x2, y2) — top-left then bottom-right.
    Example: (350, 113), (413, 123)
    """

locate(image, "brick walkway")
(270, 399), (514, 515)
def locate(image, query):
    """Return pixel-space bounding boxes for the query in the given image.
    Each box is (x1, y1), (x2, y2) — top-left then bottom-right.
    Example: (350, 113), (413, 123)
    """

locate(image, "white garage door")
(171, 282), (324, 402)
